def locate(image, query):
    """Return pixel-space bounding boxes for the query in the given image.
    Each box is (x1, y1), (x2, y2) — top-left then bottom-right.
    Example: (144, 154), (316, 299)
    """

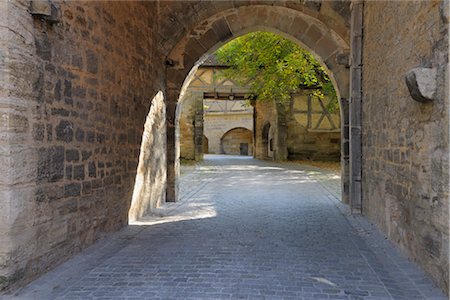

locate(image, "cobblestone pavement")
(9, 155), (447, 300)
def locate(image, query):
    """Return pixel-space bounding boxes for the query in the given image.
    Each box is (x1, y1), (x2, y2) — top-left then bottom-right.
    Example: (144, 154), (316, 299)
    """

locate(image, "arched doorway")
(220, 127), (253, 156)
(203, 135), (209, 154)
(164, 4), (350, 204)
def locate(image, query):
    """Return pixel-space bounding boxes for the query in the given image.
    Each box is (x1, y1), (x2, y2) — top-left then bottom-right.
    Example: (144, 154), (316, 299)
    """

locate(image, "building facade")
(178, 57), (340, 162)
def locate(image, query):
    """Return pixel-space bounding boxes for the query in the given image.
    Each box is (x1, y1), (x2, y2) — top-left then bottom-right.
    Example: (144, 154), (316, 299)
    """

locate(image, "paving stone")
(9, 155), (447, 300)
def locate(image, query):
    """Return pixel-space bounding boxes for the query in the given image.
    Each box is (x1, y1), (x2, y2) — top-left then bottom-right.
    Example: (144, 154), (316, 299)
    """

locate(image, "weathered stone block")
(86, 131), (95, 143)
(211, 18), (232, 42)
(64, 97), (73, 106)
(127, 129), (136, 144)
(316, 34), (339, 60)
(88, 162), (96, 178)
(30, 1), (52, 17)
(72, 54), (83, 69)
(64, 80), (72, 97)
(72, 86), (86, 99)
(82, 181), (92, 195)
(305, 0), (322, 12)
(86, 50), (98, 74)
(37, 146), (65, 182)
(331, 0), (350, 21)
(35, 185), (64, 203)
(55, 120), (73, 142)
(54, 80), (61, 101)
(65, 165), (72, 180)
(303, 24), (323, 47)
(96, 133), (105, 143)
(405, 67), (437, 103)
(118, 133), (127, 144)
(224, 13), (242, 35)
(289, 16), (309, 39)
(336, 51), (350, 67)
(65, 149), (79, 162)
(73, 165), (85, 180)
(35, 35), (51, 61)
(57, 198), (78, 216)
(103, 176), (113, 186)
(441, 0), (449, 24)
(81, 150), (92, 161)
(64, 183), (81, 197)
(29, 0), (59, 23)
(75, 128), (84, 142)
(32, 123), (45, 141)
(51, 108), (70, 117)
(46, 124), (53, 141)
(91, 178), (102, 189)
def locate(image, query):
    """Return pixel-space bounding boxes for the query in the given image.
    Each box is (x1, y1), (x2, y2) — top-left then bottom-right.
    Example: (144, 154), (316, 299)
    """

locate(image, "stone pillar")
(340, 98), (350, 204)
(349, 1), (363, 213)
(166, 88), (179, 202)
(251, 100), (257, 157)
(275, 102), (288, 161)
(193, 92), (204, 161)
(0, 0), (41, 290)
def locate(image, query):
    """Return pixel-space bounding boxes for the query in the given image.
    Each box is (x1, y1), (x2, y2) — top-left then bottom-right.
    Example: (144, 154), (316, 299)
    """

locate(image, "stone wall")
(204, 112), (253, 154)
(362, 0), (449, 292)
(178, 94), (253, 158)
(254, 94), (341, 162)
(254, 101), (279, 160)
(286, 93), (341, 161)
(0, 1), (164, 290)
(178, 65), (253, 160)
(178, 91), (198, 160)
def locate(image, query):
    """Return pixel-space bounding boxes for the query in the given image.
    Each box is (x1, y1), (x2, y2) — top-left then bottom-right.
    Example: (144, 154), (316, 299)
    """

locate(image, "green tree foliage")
(215, 32), (338, 109)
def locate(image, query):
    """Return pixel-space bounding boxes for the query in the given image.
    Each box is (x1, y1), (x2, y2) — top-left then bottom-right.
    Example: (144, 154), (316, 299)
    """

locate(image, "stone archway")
(0, 1), (447, 294)
(220, 127), (253, 156)
(164, 4), (351, 204)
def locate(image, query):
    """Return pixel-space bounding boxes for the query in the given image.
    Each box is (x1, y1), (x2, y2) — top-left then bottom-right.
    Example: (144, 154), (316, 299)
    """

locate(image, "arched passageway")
(0, 1), (447, 295)
(166, 4), (351, 205)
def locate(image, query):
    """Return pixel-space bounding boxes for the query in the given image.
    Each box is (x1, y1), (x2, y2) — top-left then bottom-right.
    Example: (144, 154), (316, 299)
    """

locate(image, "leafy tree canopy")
(215, 32), (338, 109)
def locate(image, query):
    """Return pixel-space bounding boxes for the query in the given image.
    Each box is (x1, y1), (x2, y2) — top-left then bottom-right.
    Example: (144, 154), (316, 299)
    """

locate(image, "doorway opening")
(220, 127), (253, 156)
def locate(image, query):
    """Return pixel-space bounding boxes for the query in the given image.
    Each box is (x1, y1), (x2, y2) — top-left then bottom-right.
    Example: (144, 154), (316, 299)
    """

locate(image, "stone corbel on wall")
(405, 67), (437, 103)
(29, 0), (59, 24)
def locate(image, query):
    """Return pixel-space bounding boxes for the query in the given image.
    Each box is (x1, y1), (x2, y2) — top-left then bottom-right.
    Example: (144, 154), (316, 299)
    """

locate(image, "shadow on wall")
(203, 135), (209, 154)
(129, 91), (167, 222)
